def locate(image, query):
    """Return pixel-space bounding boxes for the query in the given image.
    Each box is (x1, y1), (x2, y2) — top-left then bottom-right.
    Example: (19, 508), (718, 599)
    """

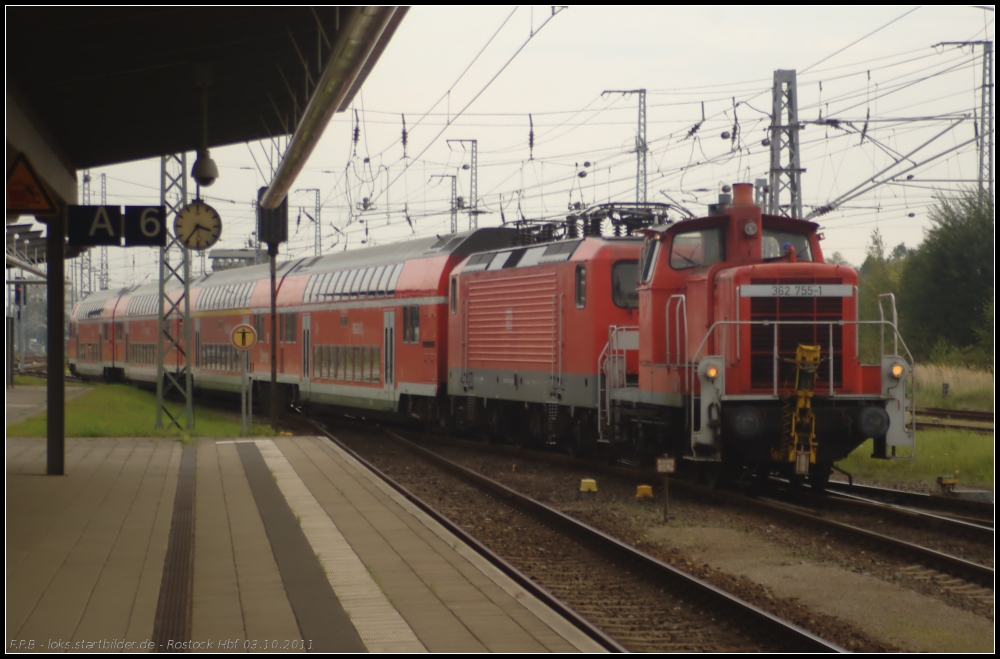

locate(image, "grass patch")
(12, 374), (86, 387)
(836, 430), (994, 488)
(913, 363), (993, 411)
(5, 382), (277, 438)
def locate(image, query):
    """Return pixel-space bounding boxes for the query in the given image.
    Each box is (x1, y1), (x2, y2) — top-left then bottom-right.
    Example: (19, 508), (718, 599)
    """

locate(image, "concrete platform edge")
(320, 435), (608, 654)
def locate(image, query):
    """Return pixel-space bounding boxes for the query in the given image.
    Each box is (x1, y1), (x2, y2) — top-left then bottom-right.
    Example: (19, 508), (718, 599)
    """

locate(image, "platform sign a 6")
(67, 205), (123, 246)
(124, 206), (166, 246)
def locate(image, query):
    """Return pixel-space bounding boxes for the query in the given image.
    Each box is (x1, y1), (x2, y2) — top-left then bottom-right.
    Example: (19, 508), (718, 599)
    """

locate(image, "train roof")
(459, 235), (642, 274)
(74, 228), (518, 316)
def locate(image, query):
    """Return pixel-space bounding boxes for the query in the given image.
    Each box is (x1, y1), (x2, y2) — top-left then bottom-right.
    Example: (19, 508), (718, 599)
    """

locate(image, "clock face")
(174, 200), (222, 251)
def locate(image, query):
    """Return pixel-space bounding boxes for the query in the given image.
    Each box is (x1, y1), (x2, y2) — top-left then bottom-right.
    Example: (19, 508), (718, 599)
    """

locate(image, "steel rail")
(741, 496), (994, 588)
(917, 407), (993, 423)
(295, 415), (628, 653)
(382, 429), (993, 590)
(824, 481), (994, 519)
(823, 488), (993, 529)
(913, 420), (993, 435)
(374, 427), (844, 652)
(764, 479), (995, 539)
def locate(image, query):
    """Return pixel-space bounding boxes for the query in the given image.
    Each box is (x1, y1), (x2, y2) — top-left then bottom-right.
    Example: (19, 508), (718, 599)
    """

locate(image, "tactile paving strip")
(255, 439), (427, 653)
(152, 444), (195, 652)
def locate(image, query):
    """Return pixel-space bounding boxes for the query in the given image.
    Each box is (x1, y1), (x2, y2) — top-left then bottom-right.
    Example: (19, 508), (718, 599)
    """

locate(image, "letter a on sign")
(68, 205), (123, 246)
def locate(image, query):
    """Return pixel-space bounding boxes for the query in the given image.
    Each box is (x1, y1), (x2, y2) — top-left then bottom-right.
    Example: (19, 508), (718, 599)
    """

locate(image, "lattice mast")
(98, 173), (110, 290)
(447, 139), (479, 230)
(767, 70), (803, 219)
(980, 41), (993, 199)
(79, 171), (93, 299)
(602, 89), (647, 203)
(297, 188), (322, 256)
(154, 153), (194, 431)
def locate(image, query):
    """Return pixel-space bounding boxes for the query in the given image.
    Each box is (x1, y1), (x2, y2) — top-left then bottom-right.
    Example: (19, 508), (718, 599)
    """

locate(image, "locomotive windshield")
(762, 228), (813, 261)
(612, 260), (639, 309)
(669, 227), (725, 269)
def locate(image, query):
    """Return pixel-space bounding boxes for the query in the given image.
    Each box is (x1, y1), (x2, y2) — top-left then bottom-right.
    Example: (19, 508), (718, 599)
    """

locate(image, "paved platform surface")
(6, 434), (603, 653)
(6, 385), (92, 426)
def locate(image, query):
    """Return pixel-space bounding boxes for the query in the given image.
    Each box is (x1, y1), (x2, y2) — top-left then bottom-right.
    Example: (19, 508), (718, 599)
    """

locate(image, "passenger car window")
(669, 228), (724, 269)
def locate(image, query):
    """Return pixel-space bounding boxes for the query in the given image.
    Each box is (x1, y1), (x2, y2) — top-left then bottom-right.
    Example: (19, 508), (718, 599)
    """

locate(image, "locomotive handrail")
(877, 293), (899, 357)
(683, 318), (917, 437)
(597, 325), (640, 439)
(664, 294), (688, 372)
(688, 318), (915, 379)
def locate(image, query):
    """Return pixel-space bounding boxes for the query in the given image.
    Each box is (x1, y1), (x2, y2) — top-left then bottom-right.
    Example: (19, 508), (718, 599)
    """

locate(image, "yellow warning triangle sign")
(6, 152), (59, 217)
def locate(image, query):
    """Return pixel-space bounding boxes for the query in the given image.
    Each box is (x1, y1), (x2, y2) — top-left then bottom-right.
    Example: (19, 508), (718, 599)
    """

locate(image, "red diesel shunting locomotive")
(69, 183), (913, 488)
(599, 182), (914, 487)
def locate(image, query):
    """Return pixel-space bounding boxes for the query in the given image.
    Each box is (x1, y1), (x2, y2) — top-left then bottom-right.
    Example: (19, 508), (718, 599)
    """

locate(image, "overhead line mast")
(602, 89), (647, 203)
(154, 153), (194, 432)
(447, 139), (480, 230)
(767, 70), (803, 219)
(79, 171), (93, 300)
(937, 41), (994, 199)
(98, 173), (109, 290)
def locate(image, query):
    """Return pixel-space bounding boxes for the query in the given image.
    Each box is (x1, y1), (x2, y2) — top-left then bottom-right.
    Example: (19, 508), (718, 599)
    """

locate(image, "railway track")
(917, 407), (994, 424)
(824, 480), (993, 523)
(349, 426), (993, 602)
(913, 420), (993, 435)
(300, 416), (842, 652)
(764, 479), (994, 549)
(912, 406), (994, 435)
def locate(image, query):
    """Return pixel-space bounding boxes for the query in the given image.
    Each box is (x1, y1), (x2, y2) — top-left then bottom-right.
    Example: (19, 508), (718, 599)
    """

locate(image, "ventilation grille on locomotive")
(748, 278), (844, 390)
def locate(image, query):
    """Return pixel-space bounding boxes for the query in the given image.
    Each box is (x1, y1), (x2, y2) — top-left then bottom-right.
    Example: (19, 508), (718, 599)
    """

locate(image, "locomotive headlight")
(890, 362), (905, 379)
(698, 358), (723, 385)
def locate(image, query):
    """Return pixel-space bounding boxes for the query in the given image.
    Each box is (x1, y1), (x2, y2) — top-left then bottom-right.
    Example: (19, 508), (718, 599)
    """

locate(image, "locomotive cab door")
(301, 314), (311, 400)
(383, 309), (396, 409)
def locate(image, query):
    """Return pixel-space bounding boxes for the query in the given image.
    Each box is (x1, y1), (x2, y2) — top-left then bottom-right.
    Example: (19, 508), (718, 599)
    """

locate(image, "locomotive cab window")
(669, 227), (724, 270)
(575, 264), (586, 308)
(640, 239), (660, 283)
(611, 261), (639, 309)
(450, 278), (457, 314)
(762, 228), (813, 261)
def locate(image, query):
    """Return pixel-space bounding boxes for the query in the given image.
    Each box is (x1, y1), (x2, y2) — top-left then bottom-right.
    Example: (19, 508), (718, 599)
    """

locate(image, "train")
(68, 182), (915, 489)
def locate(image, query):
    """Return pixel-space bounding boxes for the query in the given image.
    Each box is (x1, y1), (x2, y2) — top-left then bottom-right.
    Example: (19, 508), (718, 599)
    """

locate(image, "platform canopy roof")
(6, 6), (406, 265)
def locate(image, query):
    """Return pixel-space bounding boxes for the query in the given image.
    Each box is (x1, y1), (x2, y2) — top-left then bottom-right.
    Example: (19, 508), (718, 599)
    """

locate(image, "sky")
(75, 5), (995, 292)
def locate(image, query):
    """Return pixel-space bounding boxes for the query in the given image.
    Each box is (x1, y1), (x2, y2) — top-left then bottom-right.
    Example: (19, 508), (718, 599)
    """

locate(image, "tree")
(826, 251), (852, 267)
(897, 191), (994, 364)
(857, 229), (905, 362)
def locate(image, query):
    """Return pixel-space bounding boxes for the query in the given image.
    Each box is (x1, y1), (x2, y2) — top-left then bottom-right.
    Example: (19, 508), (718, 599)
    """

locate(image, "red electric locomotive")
(446, 233), (644, 449)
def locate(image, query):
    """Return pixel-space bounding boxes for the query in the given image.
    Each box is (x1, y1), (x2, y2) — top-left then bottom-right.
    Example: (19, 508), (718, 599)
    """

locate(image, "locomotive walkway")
(6, 393), (601, 652)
